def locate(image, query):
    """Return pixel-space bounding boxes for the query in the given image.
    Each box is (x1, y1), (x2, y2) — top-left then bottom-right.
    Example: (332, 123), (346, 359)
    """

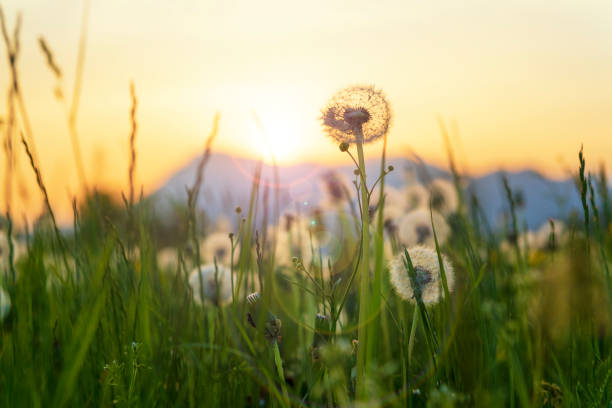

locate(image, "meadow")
(2, 7), (612, 408)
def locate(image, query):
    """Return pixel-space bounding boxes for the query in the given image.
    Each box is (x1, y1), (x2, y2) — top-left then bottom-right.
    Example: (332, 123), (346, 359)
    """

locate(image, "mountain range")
(152, 152), (583, 231)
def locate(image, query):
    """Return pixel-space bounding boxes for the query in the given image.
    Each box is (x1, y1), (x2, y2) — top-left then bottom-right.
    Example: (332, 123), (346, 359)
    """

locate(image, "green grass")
(2, 141), (612, 407)
(1, 10), (611, 403)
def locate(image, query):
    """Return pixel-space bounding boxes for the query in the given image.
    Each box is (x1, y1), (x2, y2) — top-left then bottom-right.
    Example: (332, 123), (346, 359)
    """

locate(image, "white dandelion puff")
(321, 85), (391, 145)
(389, 246), (454, 304)
(402, 183), (429, 211)
(397, 209), (450, 248)
(429, 178), (459, 215)
(373, 203), (405, 240)
(188, 264), (233, 306)
(200, 232), (238, 266)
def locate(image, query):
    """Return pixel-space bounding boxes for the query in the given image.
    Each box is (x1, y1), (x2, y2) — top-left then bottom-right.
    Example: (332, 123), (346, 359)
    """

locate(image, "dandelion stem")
(355, 133), (371, 400)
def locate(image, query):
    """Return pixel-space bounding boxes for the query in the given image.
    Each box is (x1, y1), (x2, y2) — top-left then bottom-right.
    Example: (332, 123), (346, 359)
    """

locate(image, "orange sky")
(1, 0), (612, 222)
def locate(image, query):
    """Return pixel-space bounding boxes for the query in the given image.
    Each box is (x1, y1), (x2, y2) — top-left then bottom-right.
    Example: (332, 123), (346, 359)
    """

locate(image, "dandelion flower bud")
(235, 206), (242, 214)
(321, 86), (391, 145)
(339, 142), (350, 152)
(389, 246), (454, 304)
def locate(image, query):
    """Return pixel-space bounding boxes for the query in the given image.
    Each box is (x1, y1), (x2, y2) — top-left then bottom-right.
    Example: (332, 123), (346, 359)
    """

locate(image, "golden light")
(247, 101), (309, 165)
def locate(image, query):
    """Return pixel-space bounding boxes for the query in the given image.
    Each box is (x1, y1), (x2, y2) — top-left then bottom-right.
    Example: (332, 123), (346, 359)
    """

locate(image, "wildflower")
(389, 246), (454, 304)
(321, 86), (391, 144)
(429, 178), (459, 215)
(188, 264), (233, 306)
(200, 232), (238, 266)
(0, 286), (10, 321)
(397, 209), (450, 247)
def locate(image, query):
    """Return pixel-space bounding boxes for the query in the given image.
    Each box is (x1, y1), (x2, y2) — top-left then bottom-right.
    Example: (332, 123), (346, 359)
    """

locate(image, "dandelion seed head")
(402, 183), (429, 211)
(188, 264), (233, 306)
(429, 179), (459, 215)
(397, 209), (450, 247)
(201, 232), (238, 266)
(389, 246), (455, 304)
(321, 85), (391, 144)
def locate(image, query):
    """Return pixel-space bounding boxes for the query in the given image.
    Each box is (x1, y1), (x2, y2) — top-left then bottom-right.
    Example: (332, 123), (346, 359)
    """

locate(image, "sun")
(249, 109), (303, 165)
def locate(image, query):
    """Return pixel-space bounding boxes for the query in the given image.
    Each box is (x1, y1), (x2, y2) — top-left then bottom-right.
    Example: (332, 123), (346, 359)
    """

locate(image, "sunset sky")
(1, 0), (612, 221)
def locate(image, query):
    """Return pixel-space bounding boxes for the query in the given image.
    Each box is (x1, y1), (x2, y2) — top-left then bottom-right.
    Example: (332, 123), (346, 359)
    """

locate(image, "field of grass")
(2, 7), (612, 407)
(2, 117), (612, 407)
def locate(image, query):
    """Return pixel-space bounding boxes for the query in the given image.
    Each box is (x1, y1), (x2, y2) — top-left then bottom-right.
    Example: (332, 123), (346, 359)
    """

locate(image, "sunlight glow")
(248, 104), (308, 165)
